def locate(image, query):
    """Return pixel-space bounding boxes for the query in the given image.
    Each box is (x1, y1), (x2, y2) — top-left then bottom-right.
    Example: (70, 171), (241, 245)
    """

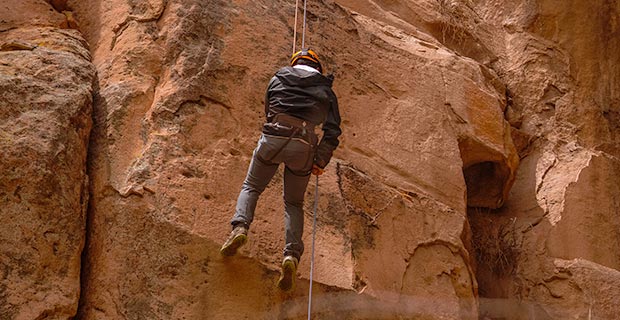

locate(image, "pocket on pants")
(256, 134), (285, 164)
(285, 141), (314, 175)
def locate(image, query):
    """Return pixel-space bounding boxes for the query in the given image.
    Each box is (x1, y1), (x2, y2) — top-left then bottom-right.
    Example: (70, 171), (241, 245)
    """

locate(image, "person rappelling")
(219, 47), (341, 292)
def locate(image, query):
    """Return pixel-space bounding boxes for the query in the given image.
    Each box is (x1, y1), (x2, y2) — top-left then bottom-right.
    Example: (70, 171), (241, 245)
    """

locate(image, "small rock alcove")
(458, 135), (516, 210)
(459, 135), (521, 318)
(463, 160), (510, 208)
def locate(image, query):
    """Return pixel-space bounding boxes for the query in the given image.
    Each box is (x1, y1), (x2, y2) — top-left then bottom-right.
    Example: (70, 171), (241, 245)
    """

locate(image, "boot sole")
(220, 234), (247, 257)
(277, 260), (296, 292)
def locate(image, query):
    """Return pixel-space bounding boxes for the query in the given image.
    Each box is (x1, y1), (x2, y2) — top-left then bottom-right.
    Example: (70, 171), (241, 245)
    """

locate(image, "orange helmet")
(290, 48), (323, 73)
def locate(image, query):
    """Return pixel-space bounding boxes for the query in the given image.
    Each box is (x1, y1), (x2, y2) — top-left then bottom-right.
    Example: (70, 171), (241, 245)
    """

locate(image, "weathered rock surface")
(0, 0), (96, 319)
(69, 0), (517, 318)
(1, 0), (618, 319)
(465, 0), (620, 318)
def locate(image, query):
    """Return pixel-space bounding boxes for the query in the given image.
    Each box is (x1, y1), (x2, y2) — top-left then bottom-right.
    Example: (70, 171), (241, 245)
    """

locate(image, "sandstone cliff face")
(0, 0), (618, 319)
(68, 0), (517, 318)
(467, 1), (620, 319)
(0, 0), (96, 318)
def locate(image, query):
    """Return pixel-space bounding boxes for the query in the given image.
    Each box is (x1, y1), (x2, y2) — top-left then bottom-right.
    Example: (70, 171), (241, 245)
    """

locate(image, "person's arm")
(314, 89), (342, 170)
(264, 76), (278, 117)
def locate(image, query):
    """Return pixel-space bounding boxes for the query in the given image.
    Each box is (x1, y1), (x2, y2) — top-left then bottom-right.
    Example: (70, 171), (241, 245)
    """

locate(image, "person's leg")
(282, 166), (311, 260)
(280, 139), (314, 260)
(222, 136), (281, 257)
(231, 146), (279, 229)
(276, 166), (310, 290)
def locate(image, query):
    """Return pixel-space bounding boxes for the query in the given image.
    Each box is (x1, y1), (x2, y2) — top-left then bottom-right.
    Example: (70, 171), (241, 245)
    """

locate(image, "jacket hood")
(275, 66), (333, 88)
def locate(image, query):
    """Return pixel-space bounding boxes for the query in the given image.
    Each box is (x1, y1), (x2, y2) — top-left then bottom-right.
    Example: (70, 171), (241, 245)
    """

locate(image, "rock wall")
(65, 0), (514, 318)
(466, 1), (620, 319)
(0, 0), (618, 319)
(0, 0), (96, 318)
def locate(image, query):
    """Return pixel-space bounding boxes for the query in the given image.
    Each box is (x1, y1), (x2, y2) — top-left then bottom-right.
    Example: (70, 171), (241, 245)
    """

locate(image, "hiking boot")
(277, 255), (298, 292)
(220, 225), (248, 256)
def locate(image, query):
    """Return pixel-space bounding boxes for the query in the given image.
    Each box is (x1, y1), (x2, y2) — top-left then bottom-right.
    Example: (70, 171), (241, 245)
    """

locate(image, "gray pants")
(231, 134), (314, 260)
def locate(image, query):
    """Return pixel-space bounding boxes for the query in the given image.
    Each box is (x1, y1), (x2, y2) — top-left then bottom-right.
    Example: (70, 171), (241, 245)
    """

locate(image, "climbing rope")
(292, 0), (299, 54)
(301, 0), (308, 49)
(308, 174), (319, 320)
(291, 2), (316, 318)
(292, 0), (309, 54)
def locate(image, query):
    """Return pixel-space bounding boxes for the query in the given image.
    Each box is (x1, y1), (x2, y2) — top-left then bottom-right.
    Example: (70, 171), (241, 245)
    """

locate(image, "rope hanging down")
(291, 2), (316, 319)
(302, 0), (308, 48)
(292, 0), (309, 54)
(292, 0), (299, 54)
(308, 174), (319, 320)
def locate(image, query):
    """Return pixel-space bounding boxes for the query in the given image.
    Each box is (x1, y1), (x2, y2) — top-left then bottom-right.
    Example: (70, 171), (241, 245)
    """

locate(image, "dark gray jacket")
(263, 66), (341, 168)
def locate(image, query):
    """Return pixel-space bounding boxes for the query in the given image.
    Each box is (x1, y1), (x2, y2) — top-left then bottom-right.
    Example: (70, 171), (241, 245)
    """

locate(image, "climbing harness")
(263, 114), (315, 164)
(307, 174), (319, 320)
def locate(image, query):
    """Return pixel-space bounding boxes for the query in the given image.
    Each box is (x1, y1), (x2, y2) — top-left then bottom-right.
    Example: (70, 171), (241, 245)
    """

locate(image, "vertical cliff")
(467, 1), (620, 318)
(0, 0), (618, 319)
(0, 0), (95, 318)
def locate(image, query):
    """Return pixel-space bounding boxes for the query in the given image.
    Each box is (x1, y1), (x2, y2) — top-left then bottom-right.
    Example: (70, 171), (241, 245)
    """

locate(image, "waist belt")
(263, 113), (317, 143)
(262, 114), (318, 163)
(275, 113), (310, 129)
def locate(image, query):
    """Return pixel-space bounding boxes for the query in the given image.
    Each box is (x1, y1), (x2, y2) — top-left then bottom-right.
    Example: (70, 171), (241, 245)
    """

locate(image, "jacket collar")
(293, 64), (320, 73)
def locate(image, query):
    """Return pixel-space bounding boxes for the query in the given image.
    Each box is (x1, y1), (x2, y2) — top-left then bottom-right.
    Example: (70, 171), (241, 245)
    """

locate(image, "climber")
(220, 48), (341, 292)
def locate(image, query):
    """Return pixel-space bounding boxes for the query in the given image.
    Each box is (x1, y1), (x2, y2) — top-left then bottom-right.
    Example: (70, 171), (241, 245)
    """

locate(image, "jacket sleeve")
(314, 89), (342, 168)
(264, 76), (278, 117)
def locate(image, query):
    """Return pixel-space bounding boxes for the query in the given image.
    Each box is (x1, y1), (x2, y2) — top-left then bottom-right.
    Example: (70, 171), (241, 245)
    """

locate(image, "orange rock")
(60, 11), (79, 30)
(0, 1), (95, 319)
(1, 0), (619, 319)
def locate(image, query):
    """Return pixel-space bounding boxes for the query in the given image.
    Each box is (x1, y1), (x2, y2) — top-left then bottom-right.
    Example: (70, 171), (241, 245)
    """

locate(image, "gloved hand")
(311, 164), (325, 176)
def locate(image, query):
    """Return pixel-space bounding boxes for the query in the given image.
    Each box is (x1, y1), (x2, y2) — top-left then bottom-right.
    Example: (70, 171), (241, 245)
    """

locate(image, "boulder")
(0, 0), (96, 318)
